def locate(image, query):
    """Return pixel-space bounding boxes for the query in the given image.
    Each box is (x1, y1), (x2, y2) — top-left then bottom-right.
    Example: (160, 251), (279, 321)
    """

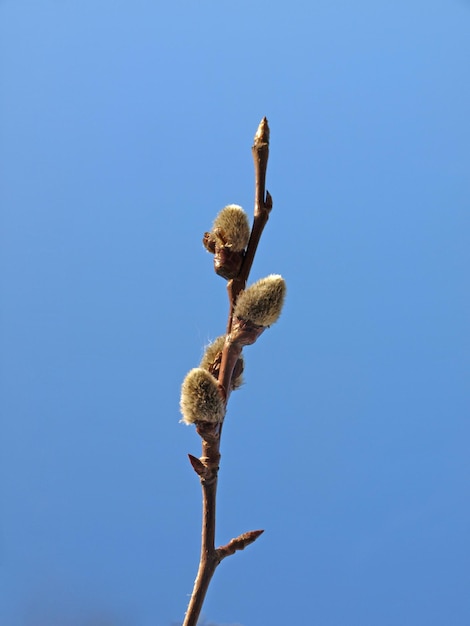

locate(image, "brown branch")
(225, 117), (273, 334)
(183, 431), (220, 626)
(182, 118), (271, 626)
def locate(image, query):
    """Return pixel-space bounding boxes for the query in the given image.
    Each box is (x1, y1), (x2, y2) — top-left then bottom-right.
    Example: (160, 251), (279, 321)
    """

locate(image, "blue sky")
(1, 1), (469, 625)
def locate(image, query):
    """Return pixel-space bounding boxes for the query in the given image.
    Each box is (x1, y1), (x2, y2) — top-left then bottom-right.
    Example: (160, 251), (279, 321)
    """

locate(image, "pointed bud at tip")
(180, 368), (225, 425)
(233, 275), (286, 327)
(254, 117), (270, 145)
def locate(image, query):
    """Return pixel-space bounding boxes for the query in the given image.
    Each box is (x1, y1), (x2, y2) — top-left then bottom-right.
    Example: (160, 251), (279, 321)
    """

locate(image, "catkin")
(200, 336), (244, 389)
(212, 205), (250, 251)
(180, 368), (225, 425)
(234, 275), (286, 327)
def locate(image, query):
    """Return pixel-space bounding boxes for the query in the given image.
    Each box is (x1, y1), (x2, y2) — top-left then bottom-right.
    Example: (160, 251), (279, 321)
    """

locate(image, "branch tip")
(217, 528), (265, 561)
(244, 528), (265, 544)
(254, 117), (270, 146)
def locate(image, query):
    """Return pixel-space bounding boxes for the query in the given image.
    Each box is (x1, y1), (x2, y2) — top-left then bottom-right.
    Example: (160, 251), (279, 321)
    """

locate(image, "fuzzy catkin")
(212, 205), (250, 251)
(234, 275), (286, 327)
(180, 368), (225, 425)
(200, 336), (226, 371)
(200, 336), (244, 389)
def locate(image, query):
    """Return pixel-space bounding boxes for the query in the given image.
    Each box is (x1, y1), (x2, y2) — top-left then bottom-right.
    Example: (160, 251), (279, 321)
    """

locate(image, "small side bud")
(203, 205), (251, 279)
(233, 275), (286, 327)
(180, 368), (225, 425)
(200, 335), (244, 390)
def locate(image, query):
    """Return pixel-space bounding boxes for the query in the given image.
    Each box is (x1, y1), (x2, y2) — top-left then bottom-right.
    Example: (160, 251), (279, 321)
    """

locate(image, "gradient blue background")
(1, 1), (469, 625)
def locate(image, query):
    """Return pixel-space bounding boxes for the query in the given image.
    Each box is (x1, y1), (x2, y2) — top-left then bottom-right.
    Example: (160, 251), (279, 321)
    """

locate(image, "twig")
(226, 117), (272, 334)
(182, 118), (272, 626)
(183, 430), (221, 626)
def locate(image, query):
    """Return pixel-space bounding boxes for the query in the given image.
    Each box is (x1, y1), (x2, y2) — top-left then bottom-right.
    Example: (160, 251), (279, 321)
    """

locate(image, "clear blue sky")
(1, 1), (469, 625)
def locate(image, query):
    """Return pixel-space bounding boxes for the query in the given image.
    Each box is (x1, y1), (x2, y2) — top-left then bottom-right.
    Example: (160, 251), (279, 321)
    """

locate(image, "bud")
(253, 116), (270, 147)
(233, 275), (286, 327)
(200, 335), (244, 389)
(203, 205), (251, 279)
(180, 368), (226, 425)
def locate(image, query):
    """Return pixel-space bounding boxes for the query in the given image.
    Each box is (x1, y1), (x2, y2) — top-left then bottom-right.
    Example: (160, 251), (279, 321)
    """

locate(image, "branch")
(226, 117), (273, 333)
(182, 118), (272, 626)
(218, 117), (272, 402)
(183, 433), (220, 626)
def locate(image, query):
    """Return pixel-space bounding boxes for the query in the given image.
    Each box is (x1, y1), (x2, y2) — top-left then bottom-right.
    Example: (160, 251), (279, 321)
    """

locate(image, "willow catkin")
(212, 205), (250, 251)
(234, 275), (286, 327)
(200, 335), (244, 389)
(180, 368), (225, 425)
